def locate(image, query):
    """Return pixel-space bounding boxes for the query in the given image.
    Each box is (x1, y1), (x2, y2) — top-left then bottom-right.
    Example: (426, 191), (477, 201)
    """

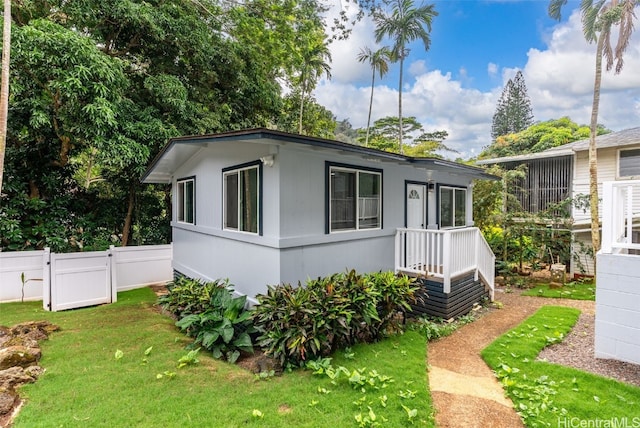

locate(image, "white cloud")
(487, 62), (498, 77)
(323, 2), (379, 84)
(314, 7), (640, 159)
(409, 60), (427, 76)
(524, 11), (640, 131)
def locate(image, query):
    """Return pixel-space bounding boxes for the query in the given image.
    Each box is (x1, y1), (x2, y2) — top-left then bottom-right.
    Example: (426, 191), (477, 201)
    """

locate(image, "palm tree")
(357, 46), (391, 147)
(297, 41), (332, 135)
(0, 0), (11, 195)
(549, 0), (639, 258)
(374, 0), (437, 154)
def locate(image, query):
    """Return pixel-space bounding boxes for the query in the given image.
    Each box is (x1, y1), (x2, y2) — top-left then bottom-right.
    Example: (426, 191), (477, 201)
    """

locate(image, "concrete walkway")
(427, 288), (595, 428)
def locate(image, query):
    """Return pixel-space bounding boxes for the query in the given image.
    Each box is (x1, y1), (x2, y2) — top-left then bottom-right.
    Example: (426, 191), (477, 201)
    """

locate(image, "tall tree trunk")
(121, 183), (136, 247)
(0, 0), (11, 195)
(365, 70), (376, 147)
(588, 32), (605, 267)
(398, 56), (404, 154)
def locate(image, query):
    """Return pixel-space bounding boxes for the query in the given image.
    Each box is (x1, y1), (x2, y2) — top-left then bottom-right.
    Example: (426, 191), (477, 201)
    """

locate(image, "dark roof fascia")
(141, 128), (499, 182)
(168, 128), (409, 161)
(409, 158), (499, 180)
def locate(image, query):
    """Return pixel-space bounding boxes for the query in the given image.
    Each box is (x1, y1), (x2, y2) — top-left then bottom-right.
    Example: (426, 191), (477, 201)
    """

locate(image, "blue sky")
(315, 0), (640, 158)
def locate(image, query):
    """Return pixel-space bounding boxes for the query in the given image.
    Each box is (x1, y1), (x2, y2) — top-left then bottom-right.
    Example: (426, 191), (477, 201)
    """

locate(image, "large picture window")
(329, 164), (381, 232)
(223, 162), (261, 234)
(439, 186), (466, 228)
(176, 177), (195, 224)
(619, 149), (640, 178)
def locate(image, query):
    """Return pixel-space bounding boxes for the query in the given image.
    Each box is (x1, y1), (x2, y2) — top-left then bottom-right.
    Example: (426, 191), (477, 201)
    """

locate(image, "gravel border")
(537, 312), (640, 387)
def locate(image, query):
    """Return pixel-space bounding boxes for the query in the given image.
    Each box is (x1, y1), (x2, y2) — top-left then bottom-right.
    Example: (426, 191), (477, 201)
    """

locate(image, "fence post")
(601, 182), (613, 254)
(394, 230), (401, 273)
(442, 232), (451, 294)
(109, 245), (118, 304)
(474, 228), (479, 281)
(42, 248), (52, 311)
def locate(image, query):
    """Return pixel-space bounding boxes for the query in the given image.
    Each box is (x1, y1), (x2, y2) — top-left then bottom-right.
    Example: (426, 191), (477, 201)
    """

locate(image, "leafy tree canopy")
(480, 117), (610, 160)
(1, 0), (335, 252)
(276, 91), (337, 140)
(358, 116), (455, 158)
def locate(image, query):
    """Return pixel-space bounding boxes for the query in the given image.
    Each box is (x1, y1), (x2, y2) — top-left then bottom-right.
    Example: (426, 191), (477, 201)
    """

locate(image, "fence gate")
(45, 250), (114, 311)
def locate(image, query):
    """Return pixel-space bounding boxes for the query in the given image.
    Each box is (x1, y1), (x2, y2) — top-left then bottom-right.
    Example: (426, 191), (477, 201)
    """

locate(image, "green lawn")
(522, 280), (595, 300)
(482, 306), (640, 427)
(1, 288), (433, 427)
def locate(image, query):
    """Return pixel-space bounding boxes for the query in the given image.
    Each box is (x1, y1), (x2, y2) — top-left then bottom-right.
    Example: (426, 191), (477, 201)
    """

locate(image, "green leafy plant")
(175, 285), (255, 364)
(408, 313), (476, 341)
(19, 272), (43, 303)
(252, 270), (419, 366)
(159, 276), (231, 318)
(401, 404), (418, 423)
(177, 348), (200, 368)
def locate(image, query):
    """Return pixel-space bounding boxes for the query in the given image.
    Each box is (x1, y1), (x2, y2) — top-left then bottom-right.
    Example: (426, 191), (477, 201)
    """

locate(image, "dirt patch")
(539, 312), (640, 387)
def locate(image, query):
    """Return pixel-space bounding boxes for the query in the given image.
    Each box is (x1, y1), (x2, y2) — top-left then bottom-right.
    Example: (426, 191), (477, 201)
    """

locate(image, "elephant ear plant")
(174, 282), (256, 364)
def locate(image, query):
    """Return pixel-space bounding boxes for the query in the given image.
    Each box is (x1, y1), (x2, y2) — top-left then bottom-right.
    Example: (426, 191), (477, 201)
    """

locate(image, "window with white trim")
(223, 163), (260, 234)
(619, 149), (640, 178)
(329, 165), (381, 232)
(176, 177), (195, 224)
(439, 186), (466, 228)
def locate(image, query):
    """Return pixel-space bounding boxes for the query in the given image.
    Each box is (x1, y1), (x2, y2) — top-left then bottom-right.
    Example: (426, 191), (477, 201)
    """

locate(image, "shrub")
(252, 270), (419, 367)
(175, 285), (255, 364)
(158, 276), (229, 318)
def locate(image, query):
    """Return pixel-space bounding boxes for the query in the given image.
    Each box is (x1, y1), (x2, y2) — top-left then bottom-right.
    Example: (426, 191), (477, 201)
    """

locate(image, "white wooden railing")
(395, 227), (495, 300)
(601, 180), (640, 255)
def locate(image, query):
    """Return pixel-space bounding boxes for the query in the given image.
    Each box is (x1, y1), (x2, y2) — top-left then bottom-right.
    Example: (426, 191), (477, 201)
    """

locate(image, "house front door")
(406, 183), (426, 229)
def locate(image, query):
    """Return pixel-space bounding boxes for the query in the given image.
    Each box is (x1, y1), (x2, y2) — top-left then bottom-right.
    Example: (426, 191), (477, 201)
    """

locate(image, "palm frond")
(548, 0), (569, 20)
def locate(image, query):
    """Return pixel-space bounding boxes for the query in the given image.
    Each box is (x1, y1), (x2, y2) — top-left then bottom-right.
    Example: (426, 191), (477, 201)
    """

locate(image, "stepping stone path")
(427, 288), (595, 428)
(0, 321), (59, 427)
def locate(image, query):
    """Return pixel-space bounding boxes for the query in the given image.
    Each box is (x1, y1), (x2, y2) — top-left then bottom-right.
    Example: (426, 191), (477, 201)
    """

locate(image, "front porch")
(395, 227), (495, 318)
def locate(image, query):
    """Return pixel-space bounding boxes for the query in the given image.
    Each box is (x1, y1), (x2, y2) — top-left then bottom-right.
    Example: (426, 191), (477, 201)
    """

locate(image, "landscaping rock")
(10, 321), (59, 342)
(0, 367), (36, 390)
(0, 346), (40, 370)
(0, 388), (18, 416)
(0, 321), (58, 425)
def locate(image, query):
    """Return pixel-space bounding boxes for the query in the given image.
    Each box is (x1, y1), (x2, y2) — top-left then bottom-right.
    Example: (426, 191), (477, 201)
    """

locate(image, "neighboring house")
(477, 127), (640, 276)
(142, 128), (498, 318)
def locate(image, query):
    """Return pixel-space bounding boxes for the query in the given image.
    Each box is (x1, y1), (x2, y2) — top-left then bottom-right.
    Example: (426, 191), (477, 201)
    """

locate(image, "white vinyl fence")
(0, 244), (172, 311)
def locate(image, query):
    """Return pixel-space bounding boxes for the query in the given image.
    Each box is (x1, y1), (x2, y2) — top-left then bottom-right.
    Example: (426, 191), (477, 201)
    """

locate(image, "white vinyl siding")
(329, 166), (381, 232)
(176, 178), (195, 224)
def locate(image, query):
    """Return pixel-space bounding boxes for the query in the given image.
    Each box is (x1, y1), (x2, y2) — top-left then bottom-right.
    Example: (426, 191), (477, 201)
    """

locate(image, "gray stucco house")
(142, 128), (497, 316)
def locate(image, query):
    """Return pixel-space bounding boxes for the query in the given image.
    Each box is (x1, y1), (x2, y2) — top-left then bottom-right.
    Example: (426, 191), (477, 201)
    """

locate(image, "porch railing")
(601, 180), (640, 254)
(395, 227), (495, 300)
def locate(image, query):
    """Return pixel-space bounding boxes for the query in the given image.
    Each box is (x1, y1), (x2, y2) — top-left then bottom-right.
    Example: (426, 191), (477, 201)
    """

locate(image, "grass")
(0, 288), (434, 427)
(482, 306), (640, 427)
(521, 280), (595, 300)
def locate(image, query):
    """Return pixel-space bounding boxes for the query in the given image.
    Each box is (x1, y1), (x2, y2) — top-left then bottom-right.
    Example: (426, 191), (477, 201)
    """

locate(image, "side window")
(439, 186), (466, 228)
(176, 177), (195, 224)
(328, 163), (382, 233)
(619, 149), (640, 178)
(223, 162), (261, 234)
